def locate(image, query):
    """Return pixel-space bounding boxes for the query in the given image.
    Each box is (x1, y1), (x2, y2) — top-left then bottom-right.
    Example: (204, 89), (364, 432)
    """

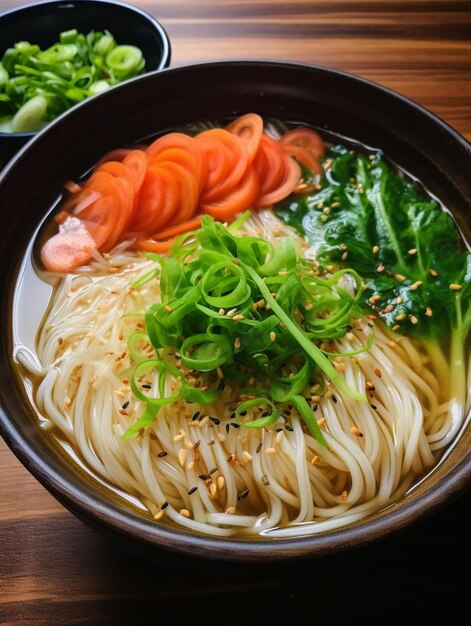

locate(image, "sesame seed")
(450, 283), (462, 291)
(243, 450), (253, 463)
(395, 274), (406, 282)
(209, 416), (221, 425)
(409, 314), (418, 324)
(256, 441), (263, 453)
(225, 506), (236, 515)
(383, 304), (394, 313)
(261, 474), (270, 486)
(351, 426), (363, 437)
(429, 268), (438, 277)
(160, 500), (169, 510)
(218, 308), (225, 315)
(157, 450), (168, 458)
(237, 488), (249, 500)
(178, 449), (187, 466)
(199, 473), (209, 481)
(232, 314), (245, 321)
(392, 324), (400, 331)
(173, 429), (185, 442)
(369, 294), (381, 304)
(425, 307), (433, 317)
(341, 251), (348, 261)
(410, 281), (423, 290)
(408, 248), (417, 255)
(341, 490), (348, 501)
(310, 455), (319, 465)
(154, 511), (165, 520)
(188, 487), (198, 495)
(209, 483), (217, 497)
(180, 509), (190, 518)
(122, 400), (129, 410)
(234, 337), (241, 349)
(265, 447), (276, 455)
(396, 296), (403, 304)
(209, 467), (218, 475)
(278, 270), (288, 276)
(376, 264), (384, 272)
(388, 340), (396, 348)
(395, 313), (405, 321)
(323, 207), (330, 215)
(366, 381), (375, 391)
(141, 383), (152, 389)
(217, 476), (225, 490)
(226, 308), (238, 317)
(372, 245), (379, 254)
(270, 331), (277, 342)
(373, 367), (382, 378)
(58, 337), (63, 346)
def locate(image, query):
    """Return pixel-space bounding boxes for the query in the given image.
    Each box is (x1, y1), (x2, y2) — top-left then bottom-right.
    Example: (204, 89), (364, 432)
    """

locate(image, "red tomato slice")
(279, 127), (325, 157)
(200, 166), (260, 219)
(226, 113), (264, 164)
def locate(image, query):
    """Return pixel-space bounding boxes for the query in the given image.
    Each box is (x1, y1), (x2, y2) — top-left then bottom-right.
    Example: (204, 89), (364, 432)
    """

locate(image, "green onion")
(123, 215), (367, 441)
(0, 29), (146, 133)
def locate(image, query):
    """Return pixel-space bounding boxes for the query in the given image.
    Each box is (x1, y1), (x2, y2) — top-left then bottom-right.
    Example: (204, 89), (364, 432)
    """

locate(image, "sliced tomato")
(79, 171), (129, 251)
(255, 155), (301, 207)
(281, 144), (322, 176)
(157, 161), (200, 223)
(200, 166), (259, 219)
(130, 166), (179, 234)
(253, 134), (286, 197)
(196, 128), (248, 202)
(279, 127), (325, 157)
(226, 113), (264, 164)
(122, 149), (148, 194)
(146, 132), (206, 190)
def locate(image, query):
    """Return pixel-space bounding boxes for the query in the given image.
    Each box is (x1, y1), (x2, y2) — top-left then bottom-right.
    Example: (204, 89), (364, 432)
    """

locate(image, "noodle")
(20, 210), (463, 538)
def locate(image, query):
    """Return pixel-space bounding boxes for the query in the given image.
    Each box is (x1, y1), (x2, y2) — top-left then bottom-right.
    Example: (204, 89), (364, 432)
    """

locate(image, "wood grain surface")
(1, 1), (470, 624)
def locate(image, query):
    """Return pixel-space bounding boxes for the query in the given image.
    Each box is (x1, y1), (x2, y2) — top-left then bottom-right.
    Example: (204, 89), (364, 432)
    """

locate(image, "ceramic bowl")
(0, 0), (171, 166)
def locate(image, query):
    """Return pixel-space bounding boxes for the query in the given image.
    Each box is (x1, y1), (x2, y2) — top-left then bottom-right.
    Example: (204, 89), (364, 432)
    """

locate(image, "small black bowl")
(0, 0), (171, 167)
(0, 61), (470, 561)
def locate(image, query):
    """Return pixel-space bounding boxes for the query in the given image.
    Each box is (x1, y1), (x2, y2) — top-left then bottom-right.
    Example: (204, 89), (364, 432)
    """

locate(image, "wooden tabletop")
(1, 1), (470, 624)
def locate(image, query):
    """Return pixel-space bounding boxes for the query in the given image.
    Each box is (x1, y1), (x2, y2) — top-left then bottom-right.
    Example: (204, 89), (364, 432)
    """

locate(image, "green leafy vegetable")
(0, 29), (146, 133)
(124, 215), (370, 441)
(276, 145), (471, 411)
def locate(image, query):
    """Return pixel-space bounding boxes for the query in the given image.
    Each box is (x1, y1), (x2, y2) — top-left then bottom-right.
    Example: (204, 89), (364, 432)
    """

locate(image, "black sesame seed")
(313, 404), (318, 412)
(141, 384), (152, 389)
(370, 403), (378, 410)
(209, 467), (218, 475)
(157, 451), (168, 458)
(225, 423), (230, 434)
(198, 474), (209, 481)
(122, 400), (130, 410)
(256, 442), (263, 453)
(239, 410), (247, 417)
(237, 488), (249, 500)
(188, 487), (197, 495)
(275, 427), (283, 432)
(161, 501), (169, 510)
(285, 424), (294, 432)
(193, 440), (201, 450)
(231, 422), (240, 429)
(209, 416), (221, 425)
(332, 394), (338, 403)
(191, 411), (201, 421)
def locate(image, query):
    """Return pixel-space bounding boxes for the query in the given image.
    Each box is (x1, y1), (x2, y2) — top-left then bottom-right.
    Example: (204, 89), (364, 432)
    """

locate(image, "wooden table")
(1, 1), (470, 623)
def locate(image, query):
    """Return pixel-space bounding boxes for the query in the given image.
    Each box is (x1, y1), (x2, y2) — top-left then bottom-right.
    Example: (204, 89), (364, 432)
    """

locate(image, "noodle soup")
(12, 115), (471, 539)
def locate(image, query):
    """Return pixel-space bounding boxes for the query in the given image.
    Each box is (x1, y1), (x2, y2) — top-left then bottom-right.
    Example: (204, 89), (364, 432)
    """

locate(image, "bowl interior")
(0, 61), (470, 560)
(0, 0), (171, 165)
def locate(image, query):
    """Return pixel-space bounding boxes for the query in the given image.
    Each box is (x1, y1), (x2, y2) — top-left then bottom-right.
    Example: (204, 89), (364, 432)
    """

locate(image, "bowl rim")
(0, 59), (470, 561)
(0, 0), (172, 141)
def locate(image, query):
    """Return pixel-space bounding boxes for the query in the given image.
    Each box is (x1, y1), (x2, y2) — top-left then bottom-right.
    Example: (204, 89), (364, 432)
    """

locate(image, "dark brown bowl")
(0, 60), (470, 561)
(0, 0), (171, 167)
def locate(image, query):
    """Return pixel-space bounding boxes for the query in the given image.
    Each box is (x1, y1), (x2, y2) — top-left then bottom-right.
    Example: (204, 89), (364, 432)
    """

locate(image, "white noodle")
(26, 211), (467, 538)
